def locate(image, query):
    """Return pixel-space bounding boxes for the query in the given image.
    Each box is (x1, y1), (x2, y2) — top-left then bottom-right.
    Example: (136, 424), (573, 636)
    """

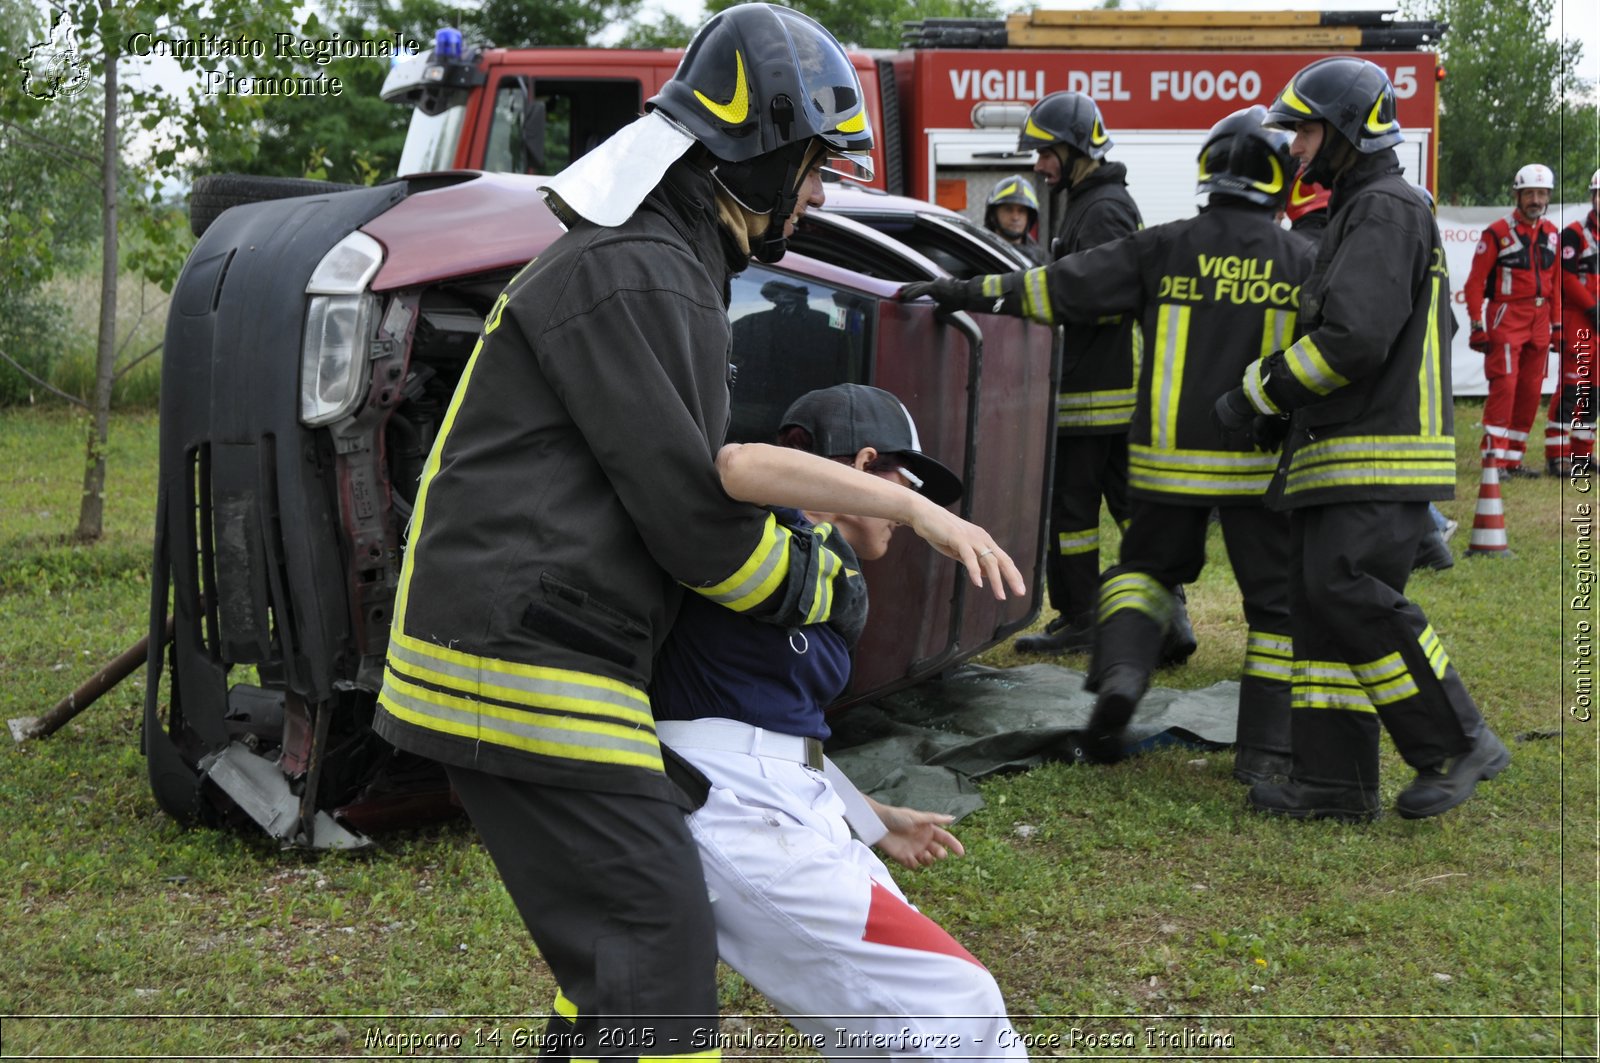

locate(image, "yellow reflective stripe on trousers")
(553, 989), (578, 1020)
(692, 511), (793, 613)
(1128, 444), (1277, 497)
(1418, 624), (1450, 679)
(641, 1052), (721, 1063)
(1283, 435), (1456, 495)
(1351, 651), (1419, 705)
(1243, 630), (1293, 681)
(1021, 267), (1053, 323)
(1418, 275), (1445, 437)
(378, 671), (664, 769)
(1098, 571), (1172, 625)
(1291, 659), (1376, 712)
(1058, 528), (1099, 556)
(1283, 334), (1349, 396)
(1152, 304), (1190, 450)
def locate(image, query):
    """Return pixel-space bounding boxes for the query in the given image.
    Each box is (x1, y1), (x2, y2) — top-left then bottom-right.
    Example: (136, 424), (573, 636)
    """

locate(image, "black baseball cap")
(779, 383), (964, 506)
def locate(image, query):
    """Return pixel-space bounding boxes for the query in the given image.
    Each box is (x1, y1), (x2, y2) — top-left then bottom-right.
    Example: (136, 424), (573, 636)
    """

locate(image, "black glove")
(1211, 387), (1257, 447)
(1251, 414), (1291, 453)
(1468, 322), (1490, 354)
(898, 274), (1019, 316)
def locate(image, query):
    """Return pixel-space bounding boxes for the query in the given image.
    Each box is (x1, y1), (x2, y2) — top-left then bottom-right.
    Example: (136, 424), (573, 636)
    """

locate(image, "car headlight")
(300, 231), (385, 427)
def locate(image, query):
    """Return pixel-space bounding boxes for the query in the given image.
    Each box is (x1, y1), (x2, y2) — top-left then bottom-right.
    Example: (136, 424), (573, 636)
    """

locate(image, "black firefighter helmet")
(984, 175), (1040, 231)
(1265, 56), (1403, 155)
(1016, 91), (1113, 161)
(649, 2), (874, 260)
(1196, 105), (1295, 209)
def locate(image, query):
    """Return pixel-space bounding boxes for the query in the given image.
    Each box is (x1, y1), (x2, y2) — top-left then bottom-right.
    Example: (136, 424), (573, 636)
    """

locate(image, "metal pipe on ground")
(8, 616), (176, 743)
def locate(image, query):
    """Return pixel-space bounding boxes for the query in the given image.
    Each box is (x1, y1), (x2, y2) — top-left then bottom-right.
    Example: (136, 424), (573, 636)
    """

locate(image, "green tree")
(705, 0), (1006, 50)
(1418, 0), (1593, 204)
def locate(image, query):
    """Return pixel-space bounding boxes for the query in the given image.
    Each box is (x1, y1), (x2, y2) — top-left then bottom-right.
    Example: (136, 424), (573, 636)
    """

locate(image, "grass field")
(0, 402), (1595, 1060)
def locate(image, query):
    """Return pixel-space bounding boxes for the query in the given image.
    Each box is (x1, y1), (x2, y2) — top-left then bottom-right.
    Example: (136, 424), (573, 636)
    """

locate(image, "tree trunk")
(75, 47), (118, 542)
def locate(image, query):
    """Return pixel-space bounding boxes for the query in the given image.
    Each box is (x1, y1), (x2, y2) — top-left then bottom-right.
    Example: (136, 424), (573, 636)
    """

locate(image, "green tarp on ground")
(826, 664), (1242, 820)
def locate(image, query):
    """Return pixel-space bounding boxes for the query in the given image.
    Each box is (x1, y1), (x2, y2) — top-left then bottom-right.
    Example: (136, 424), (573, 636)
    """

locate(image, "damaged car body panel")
(146, 172), (1057, 847)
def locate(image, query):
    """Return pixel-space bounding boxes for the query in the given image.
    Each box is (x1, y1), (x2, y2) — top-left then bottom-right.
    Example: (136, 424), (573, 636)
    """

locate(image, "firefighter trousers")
(1089, 501), (1291, 754)
(1285, 502), (1486, 790)
(445, 764), (720, 1062)
(1046, 430), (1129, 625)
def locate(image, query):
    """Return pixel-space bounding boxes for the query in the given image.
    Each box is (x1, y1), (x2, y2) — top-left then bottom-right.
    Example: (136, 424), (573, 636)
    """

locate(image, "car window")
(830, 209), (1027, 277)
(726, 266), (874, 444)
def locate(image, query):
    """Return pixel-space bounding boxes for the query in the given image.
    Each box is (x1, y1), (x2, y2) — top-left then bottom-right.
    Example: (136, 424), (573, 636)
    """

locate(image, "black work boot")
(1395, 727), (1511, 819)
(1501, 463), (1541, 479)
(1232, 747), (1293, 785)
(1548, 456), (1572, 477)
(1015, 615), (1094, 655)
(1411, 528), (1455, 571)
(1080, 664), (1146, 763)
(1247, 780), (1380, 822)
(1160, 585), (1198, 665)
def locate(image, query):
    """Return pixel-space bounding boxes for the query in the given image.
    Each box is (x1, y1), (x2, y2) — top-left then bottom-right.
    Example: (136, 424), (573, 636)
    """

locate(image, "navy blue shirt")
(651, 509), (854, 740)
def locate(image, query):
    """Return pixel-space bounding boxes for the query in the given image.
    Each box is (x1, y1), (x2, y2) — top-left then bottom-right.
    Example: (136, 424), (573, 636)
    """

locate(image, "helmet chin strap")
(752, 179), (799, 263)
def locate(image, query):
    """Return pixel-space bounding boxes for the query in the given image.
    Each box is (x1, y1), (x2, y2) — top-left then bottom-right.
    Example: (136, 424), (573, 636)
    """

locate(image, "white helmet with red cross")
(1512, 164), (1555, 191)
(1590, 168), (1600, 192)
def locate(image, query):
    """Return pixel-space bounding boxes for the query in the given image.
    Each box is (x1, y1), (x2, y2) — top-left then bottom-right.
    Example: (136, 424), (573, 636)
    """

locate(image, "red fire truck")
(381, 6), (1443, 228)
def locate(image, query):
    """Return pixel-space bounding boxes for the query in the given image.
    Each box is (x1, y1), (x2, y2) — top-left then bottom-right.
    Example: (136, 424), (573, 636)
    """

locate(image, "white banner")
(1436, 203), (1583, 397)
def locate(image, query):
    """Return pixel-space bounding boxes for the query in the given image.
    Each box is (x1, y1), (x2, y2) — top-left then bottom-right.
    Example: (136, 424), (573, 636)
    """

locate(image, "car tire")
(188, 173), (363, 237)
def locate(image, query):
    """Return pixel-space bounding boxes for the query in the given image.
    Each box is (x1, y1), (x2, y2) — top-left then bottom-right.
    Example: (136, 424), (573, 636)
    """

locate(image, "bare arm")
(715, 443), (1026, 599)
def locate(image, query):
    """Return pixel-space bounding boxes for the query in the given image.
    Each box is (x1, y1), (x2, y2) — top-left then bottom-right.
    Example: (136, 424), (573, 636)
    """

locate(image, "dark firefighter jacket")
(1013, 200), (1314, 505)
(1238, 148), (1457, 508)
(1048, 161), (1143, 434)
(374, 162), (863, 806)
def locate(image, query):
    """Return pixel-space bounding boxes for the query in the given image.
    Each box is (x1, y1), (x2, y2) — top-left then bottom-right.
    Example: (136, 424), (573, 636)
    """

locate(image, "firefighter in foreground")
(1214, 56), (1508, 821)
(1465, 163), (1562, 478)
(983, 174), (1049, 265)
(1551, 168), (1600, 475)
(901, 107), (1312, 777)
(369, 6), (912, 1057)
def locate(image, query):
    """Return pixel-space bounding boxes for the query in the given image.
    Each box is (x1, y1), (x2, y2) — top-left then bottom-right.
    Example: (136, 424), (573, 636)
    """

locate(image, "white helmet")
(1590, 168), (1600, 192)
(1512, 163), (1555, 191)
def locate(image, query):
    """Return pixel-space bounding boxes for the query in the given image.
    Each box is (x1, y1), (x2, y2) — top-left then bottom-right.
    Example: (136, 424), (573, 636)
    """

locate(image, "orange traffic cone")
(1464, 462), (1511, 559)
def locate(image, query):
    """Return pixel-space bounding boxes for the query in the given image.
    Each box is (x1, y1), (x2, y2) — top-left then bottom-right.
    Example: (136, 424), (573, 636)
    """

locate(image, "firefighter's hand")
(1252, 415), (1291, 453)
(1211, 387), (1257, 446)
(1469, 323), (1491, 353)
(899, 275), (1019, 316)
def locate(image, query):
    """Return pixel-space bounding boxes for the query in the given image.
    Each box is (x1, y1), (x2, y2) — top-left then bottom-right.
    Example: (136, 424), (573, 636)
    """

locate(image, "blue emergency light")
(434, 27), (463, 60)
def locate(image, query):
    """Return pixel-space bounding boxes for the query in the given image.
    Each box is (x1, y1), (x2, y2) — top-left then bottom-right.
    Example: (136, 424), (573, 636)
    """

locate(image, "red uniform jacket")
(1561, 209), (1599, 339)
(1465, 213), (1562, 339)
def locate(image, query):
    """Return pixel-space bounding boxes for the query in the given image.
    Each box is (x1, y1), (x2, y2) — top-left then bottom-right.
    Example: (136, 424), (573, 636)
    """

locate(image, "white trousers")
(669, 720), (1026, 1060)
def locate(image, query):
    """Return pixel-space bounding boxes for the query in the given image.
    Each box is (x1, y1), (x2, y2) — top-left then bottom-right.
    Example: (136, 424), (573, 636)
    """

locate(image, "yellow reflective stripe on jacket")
(692, 511), (793, 613)
(391, 294), (509, 631)
(1151, 304), (1190, 451)
(1290, 659), (1376, 713)
(1243, 630), (1293, 682)
(553, 989), (579, 1021)
(1098, 571), (1173, 625)
(1057, 388), (1137, 428)
(805, 522), (842, 625)
(1283, 334), (1349, 396)
(1283, 435), (1456, 495)
(1128, 444), (1277, 497)
(1021, 267), (1053, 324)
(378, 671), (664, 769)
(1418, 624), (1450, 679)
(1058, 527), (1099, 556)
(641, 1052), (721, 1063)
(1242, 356), (1282, 415)
(1351, 651), (1419, 705)
(1417, 275), (1446, 437)
(1259, 307), (1297, 362)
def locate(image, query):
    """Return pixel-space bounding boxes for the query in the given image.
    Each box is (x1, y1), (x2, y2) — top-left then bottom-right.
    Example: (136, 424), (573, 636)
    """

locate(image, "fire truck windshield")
(397, 104), (468, 177)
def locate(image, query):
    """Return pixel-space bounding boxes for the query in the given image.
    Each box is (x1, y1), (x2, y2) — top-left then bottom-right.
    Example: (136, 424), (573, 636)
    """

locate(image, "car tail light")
(300, 231), (384, 426)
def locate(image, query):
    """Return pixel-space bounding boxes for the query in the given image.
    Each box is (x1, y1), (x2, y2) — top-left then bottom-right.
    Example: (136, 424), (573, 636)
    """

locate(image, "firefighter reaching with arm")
(1212, 56), (1509, 822)
(900, 106), (1312, 779)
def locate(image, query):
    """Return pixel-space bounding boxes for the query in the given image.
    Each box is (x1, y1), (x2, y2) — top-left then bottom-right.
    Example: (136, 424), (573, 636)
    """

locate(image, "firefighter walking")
(1551, 169), (1600, 475)
(372, 6), (877, 1057)
(1215, 56), (1508, 822)
(900, 107), (1311, 777)
(1466, 164), (1563, 477)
